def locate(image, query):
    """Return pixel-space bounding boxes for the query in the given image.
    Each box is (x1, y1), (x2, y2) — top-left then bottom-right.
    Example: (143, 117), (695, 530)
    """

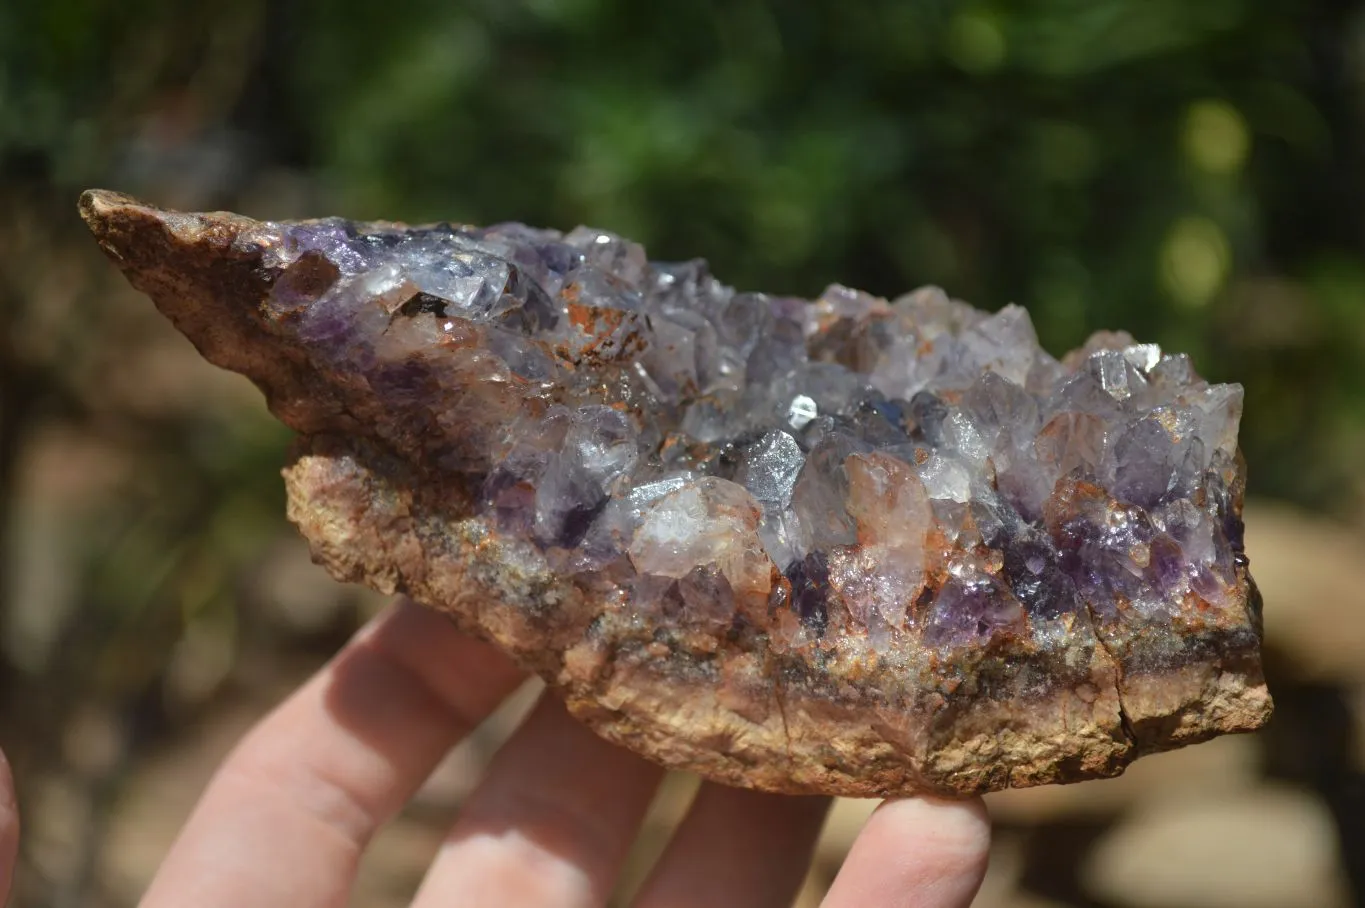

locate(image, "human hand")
(0, 746), (15, 906)
(0, 600), (990, 907)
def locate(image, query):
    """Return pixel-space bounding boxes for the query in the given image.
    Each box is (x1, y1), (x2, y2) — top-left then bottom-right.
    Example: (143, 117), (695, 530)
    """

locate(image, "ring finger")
(632, 783), (829, 908)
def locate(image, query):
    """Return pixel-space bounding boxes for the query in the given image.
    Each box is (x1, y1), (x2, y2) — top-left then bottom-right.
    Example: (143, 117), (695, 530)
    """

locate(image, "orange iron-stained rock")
(80, 189), (1271, 797)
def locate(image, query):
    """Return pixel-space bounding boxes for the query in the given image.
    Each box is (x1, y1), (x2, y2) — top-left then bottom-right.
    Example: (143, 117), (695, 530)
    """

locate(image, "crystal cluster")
(81, 191), (1271, 796)
(250, 213), (1248, 651)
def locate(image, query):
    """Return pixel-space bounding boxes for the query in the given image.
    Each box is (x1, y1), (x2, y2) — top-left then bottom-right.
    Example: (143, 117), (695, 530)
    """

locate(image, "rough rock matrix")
(80, 190), (1271, 796)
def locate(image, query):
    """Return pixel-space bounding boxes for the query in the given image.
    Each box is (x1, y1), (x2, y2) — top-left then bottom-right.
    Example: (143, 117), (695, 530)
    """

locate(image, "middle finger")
(411, 695), (664, 908)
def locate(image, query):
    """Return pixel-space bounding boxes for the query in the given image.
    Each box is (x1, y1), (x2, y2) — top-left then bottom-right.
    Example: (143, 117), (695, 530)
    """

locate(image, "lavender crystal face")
(82, 190), (1270, 796)
(242, 214), (1249, 654)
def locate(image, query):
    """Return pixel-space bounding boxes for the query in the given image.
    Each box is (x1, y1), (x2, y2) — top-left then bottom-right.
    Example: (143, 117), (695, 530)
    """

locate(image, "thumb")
(0, 747), (17, 906)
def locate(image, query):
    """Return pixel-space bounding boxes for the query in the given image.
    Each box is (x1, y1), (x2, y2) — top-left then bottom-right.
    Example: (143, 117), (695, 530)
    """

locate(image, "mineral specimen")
(80, 190), (1271, 797)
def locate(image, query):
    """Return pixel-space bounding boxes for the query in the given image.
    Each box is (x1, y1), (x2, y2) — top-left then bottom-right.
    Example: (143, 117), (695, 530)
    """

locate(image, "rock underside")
(80, 189), (1272, 797)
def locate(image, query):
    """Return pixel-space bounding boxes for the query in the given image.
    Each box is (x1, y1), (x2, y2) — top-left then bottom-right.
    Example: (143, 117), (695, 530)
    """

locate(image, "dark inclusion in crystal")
(80, 190), (1271, 797)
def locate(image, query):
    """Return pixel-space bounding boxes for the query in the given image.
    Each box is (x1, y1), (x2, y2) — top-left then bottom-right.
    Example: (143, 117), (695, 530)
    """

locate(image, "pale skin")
(0, 599), (990, 907)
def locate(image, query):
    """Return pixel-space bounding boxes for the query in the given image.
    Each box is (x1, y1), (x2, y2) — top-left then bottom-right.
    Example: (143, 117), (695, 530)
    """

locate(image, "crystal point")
(80, 190), (1271, 797)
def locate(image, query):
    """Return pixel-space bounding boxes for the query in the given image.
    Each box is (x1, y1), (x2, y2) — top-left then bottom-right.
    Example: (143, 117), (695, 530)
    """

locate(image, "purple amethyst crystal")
(81, 190), (1270, 797)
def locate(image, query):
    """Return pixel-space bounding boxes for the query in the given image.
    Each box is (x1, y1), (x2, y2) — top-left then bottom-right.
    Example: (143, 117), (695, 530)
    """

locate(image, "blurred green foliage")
(2, 3), (1364, 903)
(4, 0), (1364, 510)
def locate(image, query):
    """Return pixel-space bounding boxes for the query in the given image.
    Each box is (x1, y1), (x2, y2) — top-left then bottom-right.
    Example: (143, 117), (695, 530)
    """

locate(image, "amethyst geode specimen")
(81, 190), (1270, 796)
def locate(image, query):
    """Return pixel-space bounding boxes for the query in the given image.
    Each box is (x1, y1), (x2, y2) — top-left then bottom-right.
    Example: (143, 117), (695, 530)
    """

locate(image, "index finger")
(142, 599), (526, 908)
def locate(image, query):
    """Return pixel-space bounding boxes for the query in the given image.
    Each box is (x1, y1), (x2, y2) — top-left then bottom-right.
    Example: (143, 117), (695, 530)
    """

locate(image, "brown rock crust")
(80, 189), (1272, 797)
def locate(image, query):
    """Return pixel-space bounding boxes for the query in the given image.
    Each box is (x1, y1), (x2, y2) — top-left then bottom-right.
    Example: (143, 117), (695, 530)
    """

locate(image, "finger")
(0, 747), (17, 906)
(411, 694), (664, 908)
(142, 599), (526, 908)
(821, 797), (990, 908)
(632, 784), (829, 908)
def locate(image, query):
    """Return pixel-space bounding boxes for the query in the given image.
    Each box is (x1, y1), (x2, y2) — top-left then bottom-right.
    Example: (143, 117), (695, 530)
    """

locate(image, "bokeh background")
(3, 1), (1365, 905)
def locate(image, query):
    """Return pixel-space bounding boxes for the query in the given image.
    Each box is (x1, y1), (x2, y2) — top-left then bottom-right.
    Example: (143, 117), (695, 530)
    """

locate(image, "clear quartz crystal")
(265, 214), (1249, 651)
